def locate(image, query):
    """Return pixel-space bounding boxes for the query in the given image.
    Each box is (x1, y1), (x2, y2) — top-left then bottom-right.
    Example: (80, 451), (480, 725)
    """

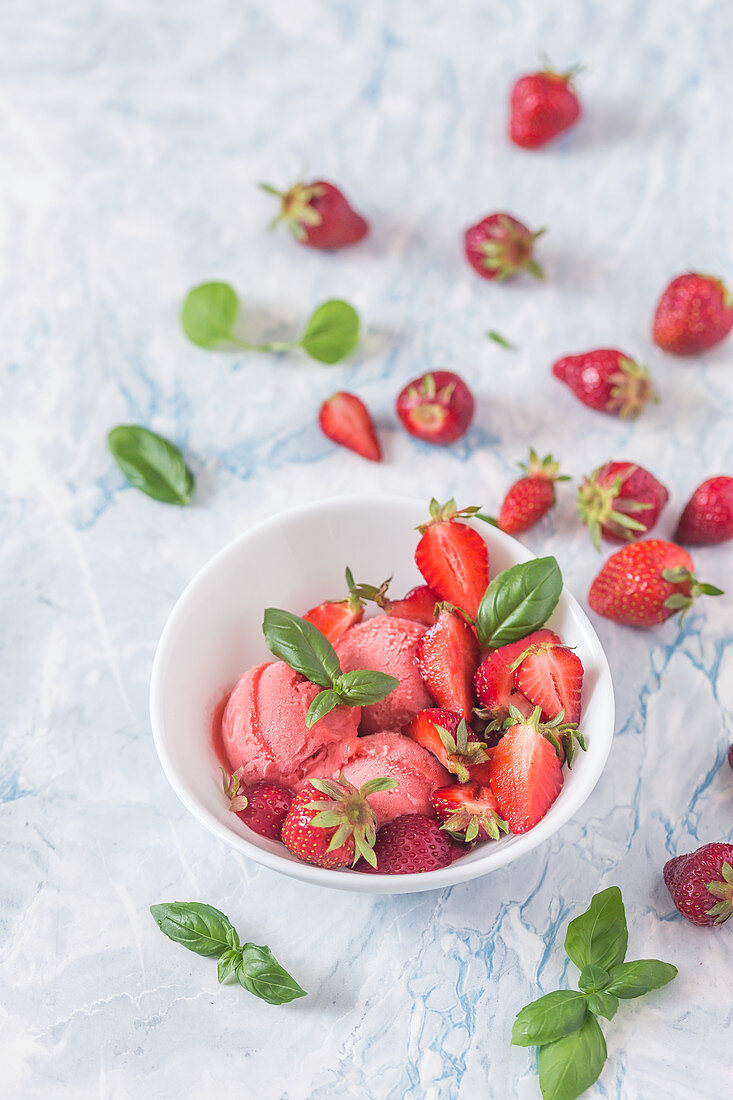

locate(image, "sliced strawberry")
(432, 782), (509, 843)
(467, 757), (495, 786)
(318, 391), (381, 462)
(303, 567), (388, 645)
(385, 584), (439, 626)
(403, 709), (487, 783)
(415, 607), (481, 719)
(474, 629), (560, 718)
(415, 499), (489, 619)
(513, 643), (584, 724)
(489, 708), (563, 833)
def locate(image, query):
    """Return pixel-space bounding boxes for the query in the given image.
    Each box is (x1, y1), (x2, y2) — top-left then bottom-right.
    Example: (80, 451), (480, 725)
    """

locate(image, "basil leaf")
(475, 557), (562, 649)
(305, 689), (341, 728)
(606, 960), (678, 999)
(537, 1012), (607, 1100)
(262, 608), (341, 688)
(181, 281), (240, 348)
(217, 948), (240, 984)
(511, 990), (587, 1047)
(299, 299), (360, 364)
(150, 902), (235, 958)
(108, 425), (194, 505)
(564, 887), (628, 974)
(337, 670), (400, 705)
(577, 965), (610, 993)
(236, 943), (307, 1005)
(487, 329), (516, 350)
(586, 992), (618, 1021)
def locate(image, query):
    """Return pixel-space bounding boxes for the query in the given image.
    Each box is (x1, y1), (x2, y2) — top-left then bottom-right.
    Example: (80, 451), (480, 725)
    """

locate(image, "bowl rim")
(149, 493), (615, 894)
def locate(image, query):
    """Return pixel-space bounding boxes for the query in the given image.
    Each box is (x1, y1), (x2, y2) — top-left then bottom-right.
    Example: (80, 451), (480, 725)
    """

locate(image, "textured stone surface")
(2, 1), (732, 1096)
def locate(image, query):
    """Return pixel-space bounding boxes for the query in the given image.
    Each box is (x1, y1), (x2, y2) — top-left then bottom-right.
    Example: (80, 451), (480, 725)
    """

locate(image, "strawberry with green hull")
(356, 813), (455, 874)
(552, 349), (657, 419)
(319, 392), (381, 462)
(675, 476), (733, 546)
(221, 770), (294, 840)
(474, 628), (560, 723)
(281, 776), (397, 869)
(653, 273), (733, 355)
(511, 641), (584, 726)
(464, 213), (545, 281)
(588, 539), (723, 628)
(496, 451), (568, 534)
(433, 782), (509, 843)
(416, 606), (481, 720)
(396, 371), (475, 445)
(415, 499), (489, 619)
(261, 178), (368, 249)
(509, 63), (582, 149)
(577, 462), (669, 550)
(404, 710), (488, 783)
(663, 843), (733, 927)
(304, 567), (389, 645)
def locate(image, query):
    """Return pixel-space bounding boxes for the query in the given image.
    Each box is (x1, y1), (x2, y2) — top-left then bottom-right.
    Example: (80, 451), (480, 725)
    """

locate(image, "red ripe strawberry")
(432, 782), (509, 843)
(357, 813), (455, 874)
(464, 213), (545, 281)
(577, 462), (669, 550)
(319, 392), (381, 462)
(509, 64), (581, 149)
(474, 628), (560, 720)
(415, 499), (489, 618)
(675, 476), (733, 546)
(663, 843), (733, 927)
(653, 273), (733, 355)
(304, 567), (389, 645)
(383, 584), (439, 626)
(221, 770), (293, 840)
(489, 707), (563, 833)
(396, 371), (475, 446)
(497, 451), (568, 534)
(588, 539), (723, 628)
(281, 776), (397, 869)
(260, 178), (368, 250)
(552, 349), (657, 419)
(512, 642), (584, 725)
(728, 744), (733, 770)
(416, 607), (481, 719)
(403, 710), (488, 783)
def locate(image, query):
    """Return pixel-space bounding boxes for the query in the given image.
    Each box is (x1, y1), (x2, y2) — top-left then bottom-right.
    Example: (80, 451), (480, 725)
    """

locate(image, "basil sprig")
(108, 425), (194, 505)
(263, 608), (398, 727)
(512, 887), (677, 1100)
(150, 902), (306, 1006)
(476, 556), (562, 649)
(181, 281), (360, 364)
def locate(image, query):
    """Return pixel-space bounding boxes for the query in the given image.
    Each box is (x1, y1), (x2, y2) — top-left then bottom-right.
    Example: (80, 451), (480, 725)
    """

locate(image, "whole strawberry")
(357, 813), (455, 874)
(497, 450), (568, 534)
(260, 178), (368, 249)
(675, 476), (733, 546)
(221, 771), (293, 840)
(396, 371), (475, 446)
(552, 349), (657, 419)
(509, 63), (581, 149)
(588, 539), (722, 628)
(577, 461), (669, 550)
(319, 392), (381, 462)
(464, 213), (545, 281)
(281, 776), (396, 869)
(663, 843), (733, 927)
(653, 273), (733, 355)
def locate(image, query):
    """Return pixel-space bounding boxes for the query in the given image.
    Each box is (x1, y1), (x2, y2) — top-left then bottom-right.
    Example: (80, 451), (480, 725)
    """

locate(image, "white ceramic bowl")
(150, 495), (614, 894)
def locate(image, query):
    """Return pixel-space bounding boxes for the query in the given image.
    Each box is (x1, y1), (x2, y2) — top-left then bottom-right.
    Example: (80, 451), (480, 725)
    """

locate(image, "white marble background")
(1, 1), (732, 1096)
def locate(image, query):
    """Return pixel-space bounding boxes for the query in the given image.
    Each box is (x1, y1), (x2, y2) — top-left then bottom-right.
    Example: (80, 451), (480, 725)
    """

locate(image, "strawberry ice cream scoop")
(341, 732), (450, 826)
(221, 661), (360, 789)
(335, 615), (433, 733)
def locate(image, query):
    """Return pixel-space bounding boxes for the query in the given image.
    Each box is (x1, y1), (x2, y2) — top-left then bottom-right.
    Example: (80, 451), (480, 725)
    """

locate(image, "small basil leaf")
(236, 943), (307, 1005)
(586, 992), (618, 1021)
(337, 669), (400, 705)
(225, 926), (240, 950)
(537, 1012), (607, 1100)
(606, 960), (678, 999)
(577, 965), (610, 993)
(564, 887), (628, 974)
(108, 425), (194, 505)
(487, 329), (516, 350)
(475, 557), (562, 649)
(217, 948), (240, 984)
(511, 990), (587, 1047)
(150, 902), (235, 958)
(299, 299), (360, 364)
(305, 689), (342, 728)
(181, 281), (240, 349)
(262, 608), (341, 688)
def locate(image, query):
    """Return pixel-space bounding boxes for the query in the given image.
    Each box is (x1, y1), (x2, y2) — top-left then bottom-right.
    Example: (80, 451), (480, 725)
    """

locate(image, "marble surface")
(2, 1), (732, 1096)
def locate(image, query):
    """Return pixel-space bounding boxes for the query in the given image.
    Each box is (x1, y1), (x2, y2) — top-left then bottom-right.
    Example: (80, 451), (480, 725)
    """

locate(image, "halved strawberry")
(384, 584), (439, 626)
(474, 629), (560, 719)
(318, 391), (381, 462)
(512, 642), (584, 724)
(415, 499), (489, 619)
(415, 606), (481, 719)
(403, 709), (488, 783)
(489, 707), (563, 833)
(303, 567), (389, 645)
(432, 782), (509, 843)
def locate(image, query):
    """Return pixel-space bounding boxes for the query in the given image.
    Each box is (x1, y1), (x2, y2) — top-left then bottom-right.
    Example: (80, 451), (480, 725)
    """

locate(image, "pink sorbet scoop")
(341, 731), (450, 826)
